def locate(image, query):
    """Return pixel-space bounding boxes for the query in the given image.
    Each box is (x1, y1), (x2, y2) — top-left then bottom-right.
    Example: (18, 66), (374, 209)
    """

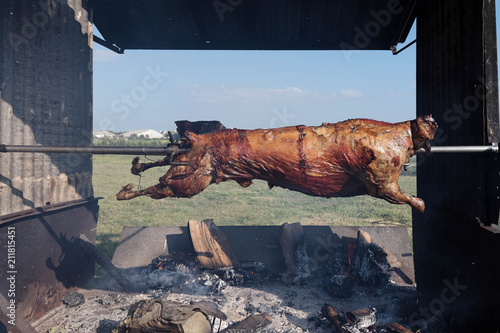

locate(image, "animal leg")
(376, 183), (425, 212)
(156, 151), (215, 198)
(130, 156), (171, 175)
(116, 172), (214, 200)
(117, 153), (215, 200)
(116, 183), (171, 200)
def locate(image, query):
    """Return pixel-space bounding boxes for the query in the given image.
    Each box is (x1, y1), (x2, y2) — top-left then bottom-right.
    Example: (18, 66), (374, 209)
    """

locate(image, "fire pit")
(32, 221), (445, 332)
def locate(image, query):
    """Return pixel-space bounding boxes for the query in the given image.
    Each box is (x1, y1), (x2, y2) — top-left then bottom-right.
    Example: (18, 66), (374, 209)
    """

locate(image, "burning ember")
(346, 242), (357, 276)
(322, 230), (395, 301)
(144, 256), (192, 273)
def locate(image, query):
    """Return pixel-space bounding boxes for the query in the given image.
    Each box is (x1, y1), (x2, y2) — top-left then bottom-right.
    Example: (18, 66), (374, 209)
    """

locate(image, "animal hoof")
(412, 198), (425, 213)
(131, 157), (142, 175)
(116, 183), (134, 200)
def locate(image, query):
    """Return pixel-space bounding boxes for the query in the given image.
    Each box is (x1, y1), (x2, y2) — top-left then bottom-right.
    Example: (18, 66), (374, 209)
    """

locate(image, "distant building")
(93, 130), (116, 139)
(121, 129), (164, 139)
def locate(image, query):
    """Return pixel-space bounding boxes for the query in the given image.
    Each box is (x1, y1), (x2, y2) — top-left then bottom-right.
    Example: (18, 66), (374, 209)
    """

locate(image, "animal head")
(411, 115), (438, 152)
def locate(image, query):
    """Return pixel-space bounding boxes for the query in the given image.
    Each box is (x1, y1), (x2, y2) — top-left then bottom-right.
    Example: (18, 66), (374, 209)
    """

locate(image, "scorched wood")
(188, 219), (238, 270)
(279, 222), (305, 275)
(222, 313), (272, 332)
(112, 299), (211, 333)
(116, 116), (437, 212)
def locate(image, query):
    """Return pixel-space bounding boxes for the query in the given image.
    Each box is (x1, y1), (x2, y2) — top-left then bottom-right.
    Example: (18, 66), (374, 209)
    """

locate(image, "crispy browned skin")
(117, 116), (437, 212)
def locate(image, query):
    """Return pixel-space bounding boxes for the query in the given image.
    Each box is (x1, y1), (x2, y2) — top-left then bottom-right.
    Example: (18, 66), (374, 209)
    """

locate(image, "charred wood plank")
(346, 307), (376, 328)
(353, 230), (392, 288)
(387, 322), (414, 333)
(322, 303), (346, 332)
(188, 219), (238, 270)
(279, 222), (305, 274)
(358, 229), (372, 244)
(222, 313), (272, 332)
(353, 229), (372, 269)
(79, 234), (135, 292)
(322, 304), (379, 333)
(357, 230), (402, 270)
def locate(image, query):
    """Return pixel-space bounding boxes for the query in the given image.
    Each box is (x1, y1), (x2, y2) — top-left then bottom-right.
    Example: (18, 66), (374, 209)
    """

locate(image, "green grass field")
(93, 155), (416, 267)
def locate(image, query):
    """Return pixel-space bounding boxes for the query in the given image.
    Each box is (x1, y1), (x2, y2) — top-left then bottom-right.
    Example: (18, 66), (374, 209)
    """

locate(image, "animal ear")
(184, 131), (199, 144)
(422, 115), (438, 128)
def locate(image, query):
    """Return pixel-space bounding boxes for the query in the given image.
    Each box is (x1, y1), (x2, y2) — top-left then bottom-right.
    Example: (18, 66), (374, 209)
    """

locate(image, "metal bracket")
(391, 39), (417, 55)
(93, 35), (124, 54)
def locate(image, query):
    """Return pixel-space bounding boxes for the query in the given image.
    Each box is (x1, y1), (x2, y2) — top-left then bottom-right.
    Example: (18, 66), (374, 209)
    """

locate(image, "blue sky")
(93, 24), (418, 132)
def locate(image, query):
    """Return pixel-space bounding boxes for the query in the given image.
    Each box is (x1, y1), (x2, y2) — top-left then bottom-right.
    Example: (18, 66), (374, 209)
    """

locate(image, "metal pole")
(0, 144), (189, 156)
(0, 144), (498, 155)
(414, 145), (499, 154)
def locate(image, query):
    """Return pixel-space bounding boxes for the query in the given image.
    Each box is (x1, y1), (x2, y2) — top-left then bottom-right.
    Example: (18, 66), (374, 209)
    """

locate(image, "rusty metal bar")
(0, 144), (189, 156)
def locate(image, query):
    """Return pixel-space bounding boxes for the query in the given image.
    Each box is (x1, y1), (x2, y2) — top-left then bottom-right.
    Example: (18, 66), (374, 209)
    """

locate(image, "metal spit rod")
(414, 145), (499, 154)
(0, 144), (498, 155)
(0, 144), (189, 156)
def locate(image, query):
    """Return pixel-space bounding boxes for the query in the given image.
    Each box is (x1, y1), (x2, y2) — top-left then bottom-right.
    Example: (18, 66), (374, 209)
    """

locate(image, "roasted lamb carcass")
(117, 116), (437, 212)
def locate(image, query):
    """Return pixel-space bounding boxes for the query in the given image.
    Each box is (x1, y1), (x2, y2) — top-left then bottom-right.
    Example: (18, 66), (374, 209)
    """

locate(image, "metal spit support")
(0, 144), (190, 156)
(414, 144), (499, 154)
(0, 144), (498, 155)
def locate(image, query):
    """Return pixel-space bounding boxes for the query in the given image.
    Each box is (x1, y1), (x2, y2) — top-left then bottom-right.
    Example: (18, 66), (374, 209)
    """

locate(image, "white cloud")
(94, 49), (121, 62)
(189, 85), (337, 104)
(340, 89), (363, 98)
